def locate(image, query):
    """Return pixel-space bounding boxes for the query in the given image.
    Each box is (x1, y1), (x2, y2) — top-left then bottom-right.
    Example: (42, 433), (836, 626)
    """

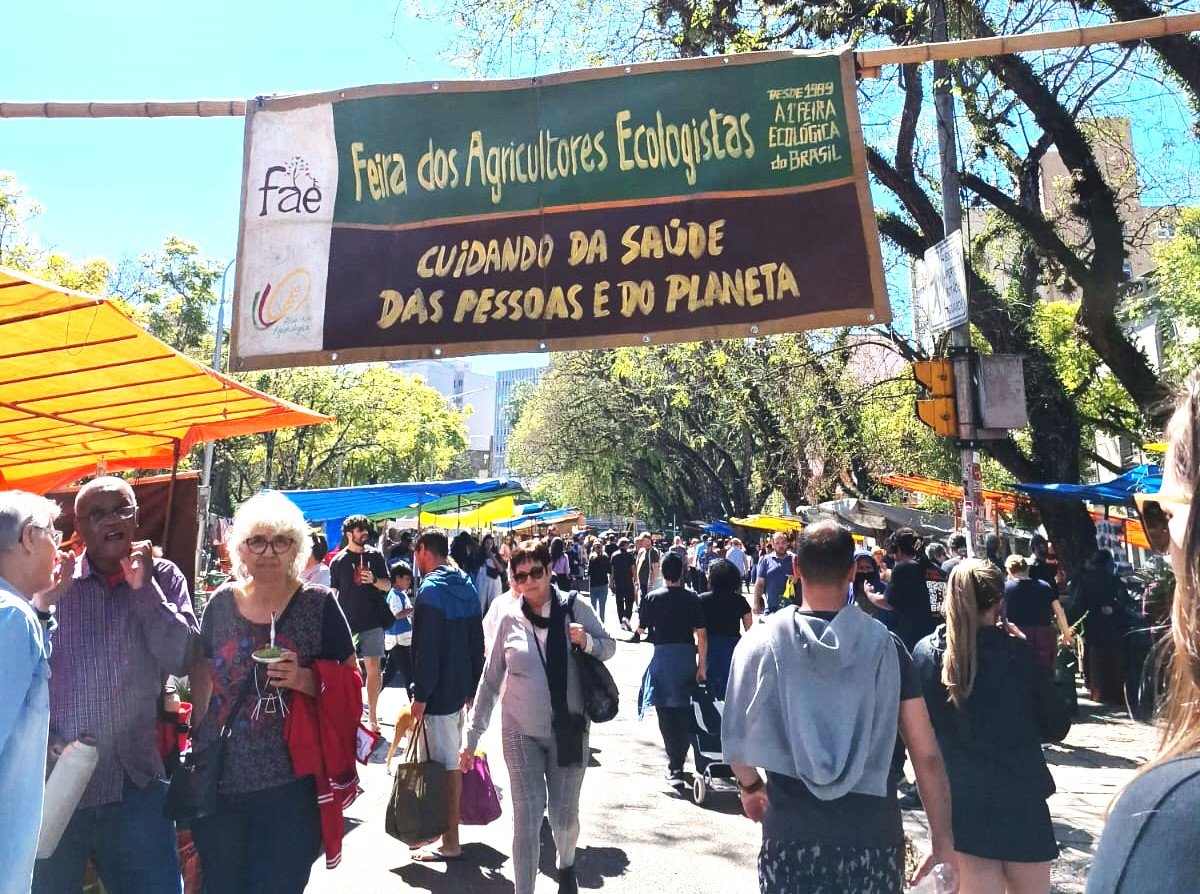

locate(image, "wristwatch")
(737, 776), (765, 794)
(34, 605), (55, 623)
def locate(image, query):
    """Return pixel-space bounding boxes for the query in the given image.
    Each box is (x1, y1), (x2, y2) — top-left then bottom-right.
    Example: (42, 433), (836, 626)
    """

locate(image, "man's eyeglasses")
(1134, 491), (1192, 553)
(84, 505), (136, 526)
(512, 565), (546, 585)
(29, 524), (63, 546)
(245, 535), (296, 555)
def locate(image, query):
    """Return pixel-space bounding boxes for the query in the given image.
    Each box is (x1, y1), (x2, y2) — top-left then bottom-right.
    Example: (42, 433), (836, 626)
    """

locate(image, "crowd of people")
(0, 372), (1196, 894)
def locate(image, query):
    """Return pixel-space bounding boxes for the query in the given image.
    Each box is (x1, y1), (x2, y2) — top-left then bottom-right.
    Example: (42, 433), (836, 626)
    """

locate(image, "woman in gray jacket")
(461, 539), (615, 894)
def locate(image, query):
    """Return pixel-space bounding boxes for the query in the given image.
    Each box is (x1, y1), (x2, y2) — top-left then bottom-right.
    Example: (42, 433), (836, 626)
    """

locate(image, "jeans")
(656, 706), (694, 775)
(190, 776), (322, 894)
(32, 775), (182, 894)
(589, 585), (609, 623)
(503, 729), (588, 894)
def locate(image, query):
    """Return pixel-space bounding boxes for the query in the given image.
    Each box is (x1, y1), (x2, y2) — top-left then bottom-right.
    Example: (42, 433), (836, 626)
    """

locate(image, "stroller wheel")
(692, 775), (707, 805)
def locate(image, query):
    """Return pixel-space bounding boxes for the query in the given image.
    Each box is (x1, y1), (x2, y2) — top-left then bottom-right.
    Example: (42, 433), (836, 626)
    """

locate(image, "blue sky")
(2, 0), (546, 372)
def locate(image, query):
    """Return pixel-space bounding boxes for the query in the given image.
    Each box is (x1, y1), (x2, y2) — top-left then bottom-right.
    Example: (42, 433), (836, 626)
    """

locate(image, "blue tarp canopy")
(705, 520), (734, 536)
(1011, 464), (1161, 508)
(279, 477), (517, 544)
(495, 506), (581, 530)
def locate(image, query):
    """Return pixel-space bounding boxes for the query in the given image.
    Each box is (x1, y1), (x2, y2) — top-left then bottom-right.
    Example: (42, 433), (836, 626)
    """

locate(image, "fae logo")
(257, 156), (322, 217)
(252, 268), (312, 330)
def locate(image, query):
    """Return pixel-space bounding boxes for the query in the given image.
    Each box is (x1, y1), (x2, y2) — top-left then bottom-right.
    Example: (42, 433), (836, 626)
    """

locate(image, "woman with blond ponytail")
(913, 559), (1071, 894)
(1088, 372), (1200, 893)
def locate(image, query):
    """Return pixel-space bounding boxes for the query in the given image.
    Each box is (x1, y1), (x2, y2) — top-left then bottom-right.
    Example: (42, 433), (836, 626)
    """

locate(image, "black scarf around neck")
(522, 595), (584, 767)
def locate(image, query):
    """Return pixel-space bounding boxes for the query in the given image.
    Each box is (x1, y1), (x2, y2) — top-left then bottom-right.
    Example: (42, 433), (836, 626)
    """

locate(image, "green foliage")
(507, 333), (932, 526)
(1148, 206), (1200, 377)
(200, 363), (475, 514)
(110, 237), (225, 358)
(213, 365), (470, 511)
(0, 171), (113, 293)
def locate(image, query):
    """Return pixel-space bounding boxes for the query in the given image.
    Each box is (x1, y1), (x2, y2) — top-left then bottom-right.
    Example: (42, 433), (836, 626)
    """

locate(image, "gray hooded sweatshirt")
(722, 604), (900, 800)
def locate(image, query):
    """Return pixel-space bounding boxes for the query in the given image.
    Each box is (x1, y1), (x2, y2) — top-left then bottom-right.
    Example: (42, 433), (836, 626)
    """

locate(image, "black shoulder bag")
(566, 593), (620, 723)
(165, 669), (256, 823)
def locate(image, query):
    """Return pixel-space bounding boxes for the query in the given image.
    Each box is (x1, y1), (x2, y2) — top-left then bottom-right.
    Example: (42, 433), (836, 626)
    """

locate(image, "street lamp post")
(201, 259), (236, 489)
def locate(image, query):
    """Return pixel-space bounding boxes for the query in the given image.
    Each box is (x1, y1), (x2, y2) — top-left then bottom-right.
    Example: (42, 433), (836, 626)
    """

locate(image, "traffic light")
(913, 359), (958, 437)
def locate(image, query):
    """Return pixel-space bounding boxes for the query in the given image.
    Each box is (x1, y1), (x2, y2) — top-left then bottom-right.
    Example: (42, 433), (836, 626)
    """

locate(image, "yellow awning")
(419, 495), (516, 528)
(0, 266), (332, 494)
(730, 513), (805, 533)
(1143, 442), (1168, 453)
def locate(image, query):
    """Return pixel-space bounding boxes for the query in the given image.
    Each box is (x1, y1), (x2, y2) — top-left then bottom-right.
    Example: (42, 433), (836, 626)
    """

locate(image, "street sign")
(914, 230), (968, 344)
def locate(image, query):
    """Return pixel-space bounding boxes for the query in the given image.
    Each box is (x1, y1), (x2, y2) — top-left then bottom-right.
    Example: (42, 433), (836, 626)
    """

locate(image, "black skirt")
(952, 794), (1059, 862)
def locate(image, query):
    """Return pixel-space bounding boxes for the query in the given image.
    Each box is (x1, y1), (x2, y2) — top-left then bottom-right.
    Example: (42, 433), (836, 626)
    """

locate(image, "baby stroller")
(689, 682), (737, 805)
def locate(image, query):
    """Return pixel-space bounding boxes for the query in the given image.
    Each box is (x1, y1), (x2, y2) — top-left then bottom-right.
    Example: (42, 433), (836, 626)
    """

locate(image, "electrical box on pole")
(913, 359), (958, 437)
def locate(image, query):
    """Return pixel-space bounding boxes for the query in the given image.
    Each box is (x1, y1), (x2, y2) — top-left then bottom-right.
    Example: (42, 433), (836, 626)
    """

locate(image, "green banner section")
(332, 54), (853, 226)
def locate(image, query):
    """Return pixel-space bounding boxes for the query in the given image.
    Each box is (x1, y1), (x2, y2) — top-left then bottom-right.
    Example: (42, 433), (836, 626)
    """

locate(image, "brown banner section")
(321, 184), (886, 357)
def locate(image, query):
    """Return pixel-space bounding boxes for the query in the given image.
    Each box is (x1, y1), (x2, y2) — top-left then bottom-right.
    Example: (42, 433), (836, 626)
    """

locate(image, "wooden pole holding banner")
(1, 12), (1198, 117)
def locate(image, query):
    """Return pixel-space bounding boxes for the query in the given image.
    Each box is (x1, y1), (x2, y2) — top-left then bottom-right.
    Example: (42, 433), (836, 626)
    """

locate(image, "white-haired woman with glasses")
(189, 491), (356, 894)
(0, 490), (68, 893)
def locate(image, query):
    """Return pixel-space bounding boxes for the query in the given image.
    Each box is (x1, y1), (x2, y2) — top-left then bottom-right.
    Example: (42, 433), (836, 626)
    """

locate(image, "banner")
(231, 50), (889, 370)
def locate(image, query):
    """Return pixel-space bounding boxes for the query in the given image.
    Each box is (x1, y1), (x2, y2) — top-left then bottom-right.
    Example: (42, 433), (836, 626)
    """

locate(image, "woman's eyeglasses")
(512, 565), (546, 585)
(1134, 491), (1192, 553)
(29, 524), (63, 546)
(245, 535), (296, 555)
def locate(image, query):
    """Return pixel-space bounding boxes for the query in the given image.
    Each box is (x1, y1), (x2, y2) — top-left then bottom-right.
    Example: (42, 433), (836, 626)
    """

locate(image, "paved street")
(311, 620), (1159, 894)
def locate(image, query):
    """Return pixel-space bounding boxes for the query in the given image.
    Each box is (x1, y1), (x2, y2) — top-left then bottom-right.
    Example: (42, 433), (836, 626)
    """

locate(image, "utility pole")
(931, 0), (985, 558)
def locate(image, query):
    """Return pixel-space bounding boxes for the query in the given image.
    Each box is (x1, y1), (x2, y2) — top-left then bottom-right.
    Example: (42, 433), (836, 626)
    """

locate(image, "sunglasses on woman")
(512, 565), (545, 585)
(1134, 491), (1192, 553)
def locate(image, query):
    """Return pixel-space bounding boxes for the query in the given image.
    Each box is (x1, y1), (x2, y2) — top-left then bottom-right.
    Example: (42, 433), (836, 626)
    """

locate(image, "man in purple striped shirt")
(32, 477), (198, 894)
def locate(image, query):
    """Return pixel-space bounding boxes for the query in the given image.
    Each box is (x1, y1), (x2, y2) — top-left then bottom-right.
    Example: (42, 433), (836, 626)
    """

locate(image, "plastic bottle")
(910, 862), (956, 894)
(37, 737), (99, 859)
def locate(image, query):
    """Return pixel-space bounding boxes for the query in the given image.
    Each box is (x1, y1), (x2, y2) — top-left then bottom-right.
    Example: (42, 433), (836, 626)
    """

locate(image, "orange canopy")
(0, 267), (332, 494)
(880, 473), (1031, 514)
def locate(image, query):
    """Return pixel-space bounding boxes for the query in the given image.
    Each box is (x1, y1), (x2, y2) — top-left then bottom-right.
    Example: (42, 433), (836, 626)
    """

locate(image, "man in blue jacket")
(410, 529), (484, 862)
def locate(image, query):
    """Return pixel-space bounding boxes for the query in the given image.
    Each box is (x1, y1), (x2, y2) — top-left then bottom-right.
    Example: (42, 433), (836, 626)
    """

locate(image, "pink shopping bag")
(460, 751), (503, 825)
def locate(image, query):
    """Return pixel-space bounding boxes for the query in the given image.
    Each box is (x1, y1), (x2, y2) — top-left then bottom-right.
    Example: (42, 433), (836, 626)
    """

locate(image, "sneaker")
(666, 770), (687, 787)
(630, 631), (641, 644)
(620, 620), (631, 632)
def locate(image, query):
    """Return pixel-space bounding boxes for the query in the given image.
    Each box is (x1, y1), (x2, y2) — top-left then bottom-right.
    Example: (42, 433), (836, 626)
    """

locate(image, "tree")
(507, 335), (966, 527)
(1146, 205), (1200, 375)
(0, 171), (112, 294)
(210, 365), (472, 513)
(109, 237), (225, 358)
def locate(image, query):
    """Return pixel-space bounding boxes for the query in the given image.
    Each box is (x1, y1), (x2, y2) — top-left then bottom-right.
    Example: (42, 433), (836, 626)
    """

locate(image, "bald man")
(32, 477), (198, 894)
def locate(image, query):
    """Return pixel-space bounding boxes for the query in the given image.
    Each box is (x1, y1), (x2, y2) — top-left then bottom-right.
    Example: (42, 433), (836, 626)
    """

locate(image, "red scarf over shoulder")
(284, 660), (362, 868)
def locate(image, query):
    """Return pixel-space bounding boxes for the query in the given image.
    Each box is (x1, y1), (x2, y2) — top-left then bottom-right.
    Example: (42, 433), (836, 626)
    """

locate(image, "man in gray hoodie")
(723, 521), (957, 893)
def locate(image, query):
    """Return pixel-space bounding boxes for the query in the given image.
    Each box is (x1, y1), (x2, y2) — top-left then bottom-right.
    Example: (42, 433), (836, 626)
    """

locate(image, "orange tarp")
(0, 267), (332, 494)
(880, 473), (1030, 514)
(1090, 511), (1151, 550)
(881, 473), (1150, 548)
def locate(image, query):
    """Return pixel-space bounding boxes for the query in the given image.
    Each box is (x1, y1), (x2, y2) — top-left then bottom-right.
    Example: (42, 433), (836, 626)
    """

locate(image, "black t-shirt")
(699, 589), (752, 637)
(588, 553), (611, 586)
(885, 558), (947, 649)
(1004, 578), (1056, 627)
(1029, 557), (1059, 590)
(764, 610), (921, 848)
(329, 547), (390, 633)
(603, 541), (618, 557)
(638, 585), (703, 644)
(609, 549), (635, 594)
